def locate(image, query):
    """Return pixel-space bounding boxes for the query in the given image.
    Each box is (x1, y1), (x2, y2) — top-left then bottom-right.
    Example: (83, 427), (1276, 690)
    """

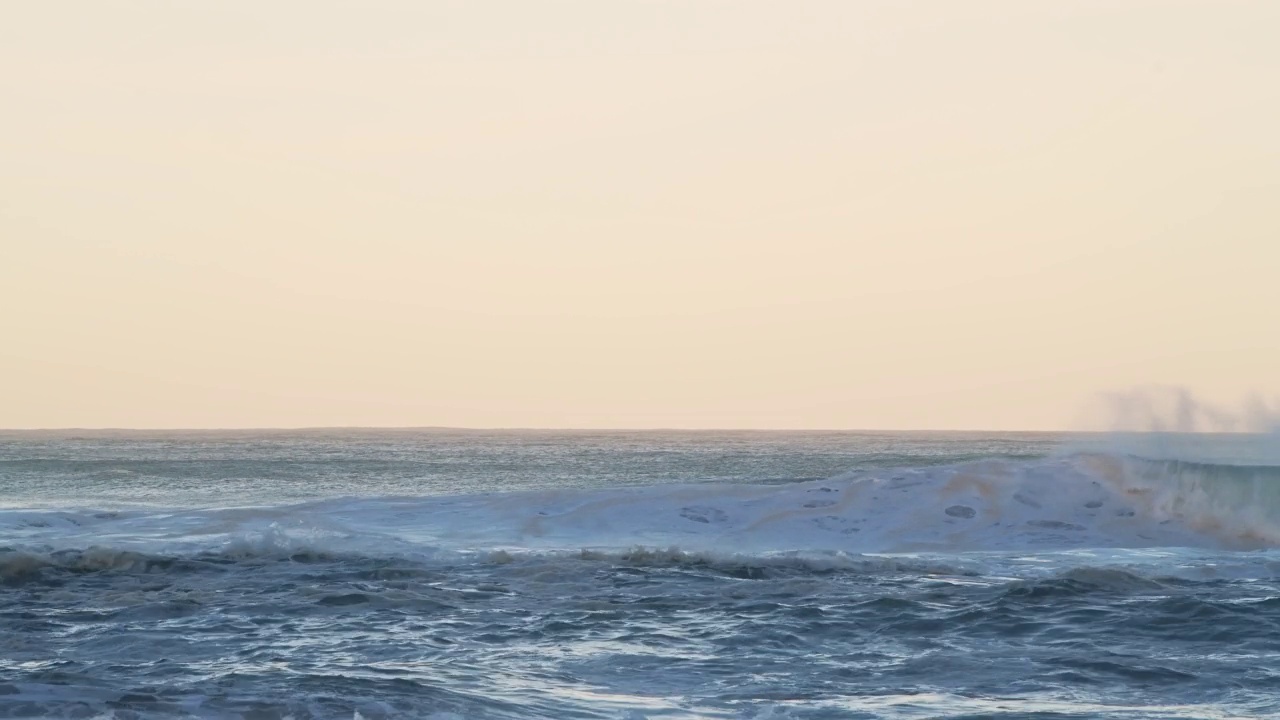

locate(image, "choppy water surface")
(3, 430), (1280, 719)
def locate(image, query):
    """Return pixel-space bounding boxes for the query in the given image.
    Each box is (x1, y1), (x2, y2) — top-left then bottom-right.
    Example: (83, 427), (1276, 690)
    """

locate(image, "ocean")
(2, 429), (1279, 719)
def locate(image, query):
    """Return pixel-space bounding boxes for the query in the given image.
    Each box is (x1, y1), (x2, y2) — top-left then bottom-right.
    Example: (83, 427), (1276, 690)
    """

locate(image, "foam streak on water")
(2, 430), (1279, 719)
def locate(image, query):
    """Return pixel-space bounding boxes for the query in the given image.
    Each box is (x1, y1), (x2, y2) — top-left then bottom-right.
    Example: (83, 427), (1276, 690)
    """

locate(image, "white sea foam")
(5, 453), (1280, 562)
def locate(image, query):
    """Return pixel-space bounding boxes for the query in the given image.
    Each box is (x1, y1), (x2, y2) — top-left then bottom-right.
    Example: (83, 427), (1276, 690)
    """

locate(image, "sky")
(2, 1), (1278, 430)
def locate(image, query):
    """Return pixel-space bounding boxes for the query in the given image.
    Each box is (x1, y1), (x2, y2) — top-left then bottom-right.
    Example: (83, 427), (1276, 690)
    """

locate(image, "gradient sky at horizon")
(2, 1), (1278, 430)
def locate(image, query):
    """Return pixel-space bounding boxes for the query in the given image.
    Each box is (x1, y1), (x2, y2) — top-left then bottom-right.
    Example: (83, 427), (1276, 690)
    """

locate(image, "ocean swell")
(5, 451), (1280, 572)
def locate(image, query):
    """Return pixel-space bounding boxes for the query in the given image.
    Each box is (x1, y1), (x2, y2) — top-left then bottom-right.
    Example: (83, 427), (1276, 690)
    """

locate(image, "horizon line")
(0, 425), (1254, 435)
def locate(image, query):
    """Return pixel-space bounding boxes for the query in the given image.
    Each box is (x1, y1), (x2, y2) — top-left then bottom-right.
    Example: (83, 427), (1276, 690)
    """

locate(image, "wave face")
(3, 430), (1280, 719)
(6, 452), (1280, 561)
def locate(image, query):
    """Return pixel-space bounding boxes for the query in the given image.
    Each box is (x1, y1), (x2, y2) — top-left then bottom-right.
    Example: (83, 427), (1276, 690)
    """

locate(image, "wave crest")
(5, 450), (1280, 561)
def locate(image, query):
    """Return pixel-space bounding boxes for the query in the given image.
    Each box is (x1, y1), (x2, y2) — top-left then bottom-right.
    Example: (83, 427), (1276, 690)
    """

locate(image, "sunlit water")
(2, 430), (1279, 719)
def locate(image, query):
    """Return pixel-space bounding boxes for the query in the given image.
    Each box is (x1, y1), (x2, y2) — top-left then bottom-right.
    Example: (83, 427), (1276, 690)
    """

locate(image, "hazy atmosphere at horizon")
(3, 1), (1278, 429)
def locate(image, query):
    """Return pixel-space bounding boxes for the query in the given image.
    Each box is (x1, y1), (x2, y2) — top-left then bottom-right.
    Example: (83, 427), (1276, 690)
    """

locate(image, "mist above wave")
(1086, 385), (1280, 435)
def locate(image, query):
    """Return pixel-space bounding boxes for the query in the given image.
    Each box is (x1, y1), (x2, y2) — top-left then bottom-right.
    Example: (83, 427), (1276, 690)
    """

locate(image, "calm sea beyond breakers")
(3, 429), (1280, 720)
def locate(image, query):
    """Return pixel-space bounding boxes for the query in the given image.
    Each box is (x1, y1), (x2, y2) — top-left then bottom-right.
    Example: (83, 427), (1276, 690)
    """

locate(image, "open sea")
(2, 429), (1280, 720)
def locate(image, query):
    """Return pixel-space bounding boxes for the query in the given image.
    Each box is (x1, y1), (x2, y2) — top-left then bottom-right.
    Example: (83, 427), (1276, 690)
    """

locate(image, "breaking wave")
(5, 450), (1280, 572)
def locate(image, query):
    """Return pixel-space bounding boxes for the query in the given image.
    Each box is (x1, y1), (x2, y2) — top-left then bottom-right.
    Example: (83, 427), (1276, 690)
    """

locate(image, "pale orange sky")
(2, 1), (1277, 430)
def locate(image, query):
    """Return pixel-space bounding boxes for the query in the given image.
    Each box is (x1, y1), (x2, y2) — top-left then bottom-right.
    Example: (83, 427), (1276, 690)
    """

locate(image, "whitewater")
(3, 430), (1279, 719)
